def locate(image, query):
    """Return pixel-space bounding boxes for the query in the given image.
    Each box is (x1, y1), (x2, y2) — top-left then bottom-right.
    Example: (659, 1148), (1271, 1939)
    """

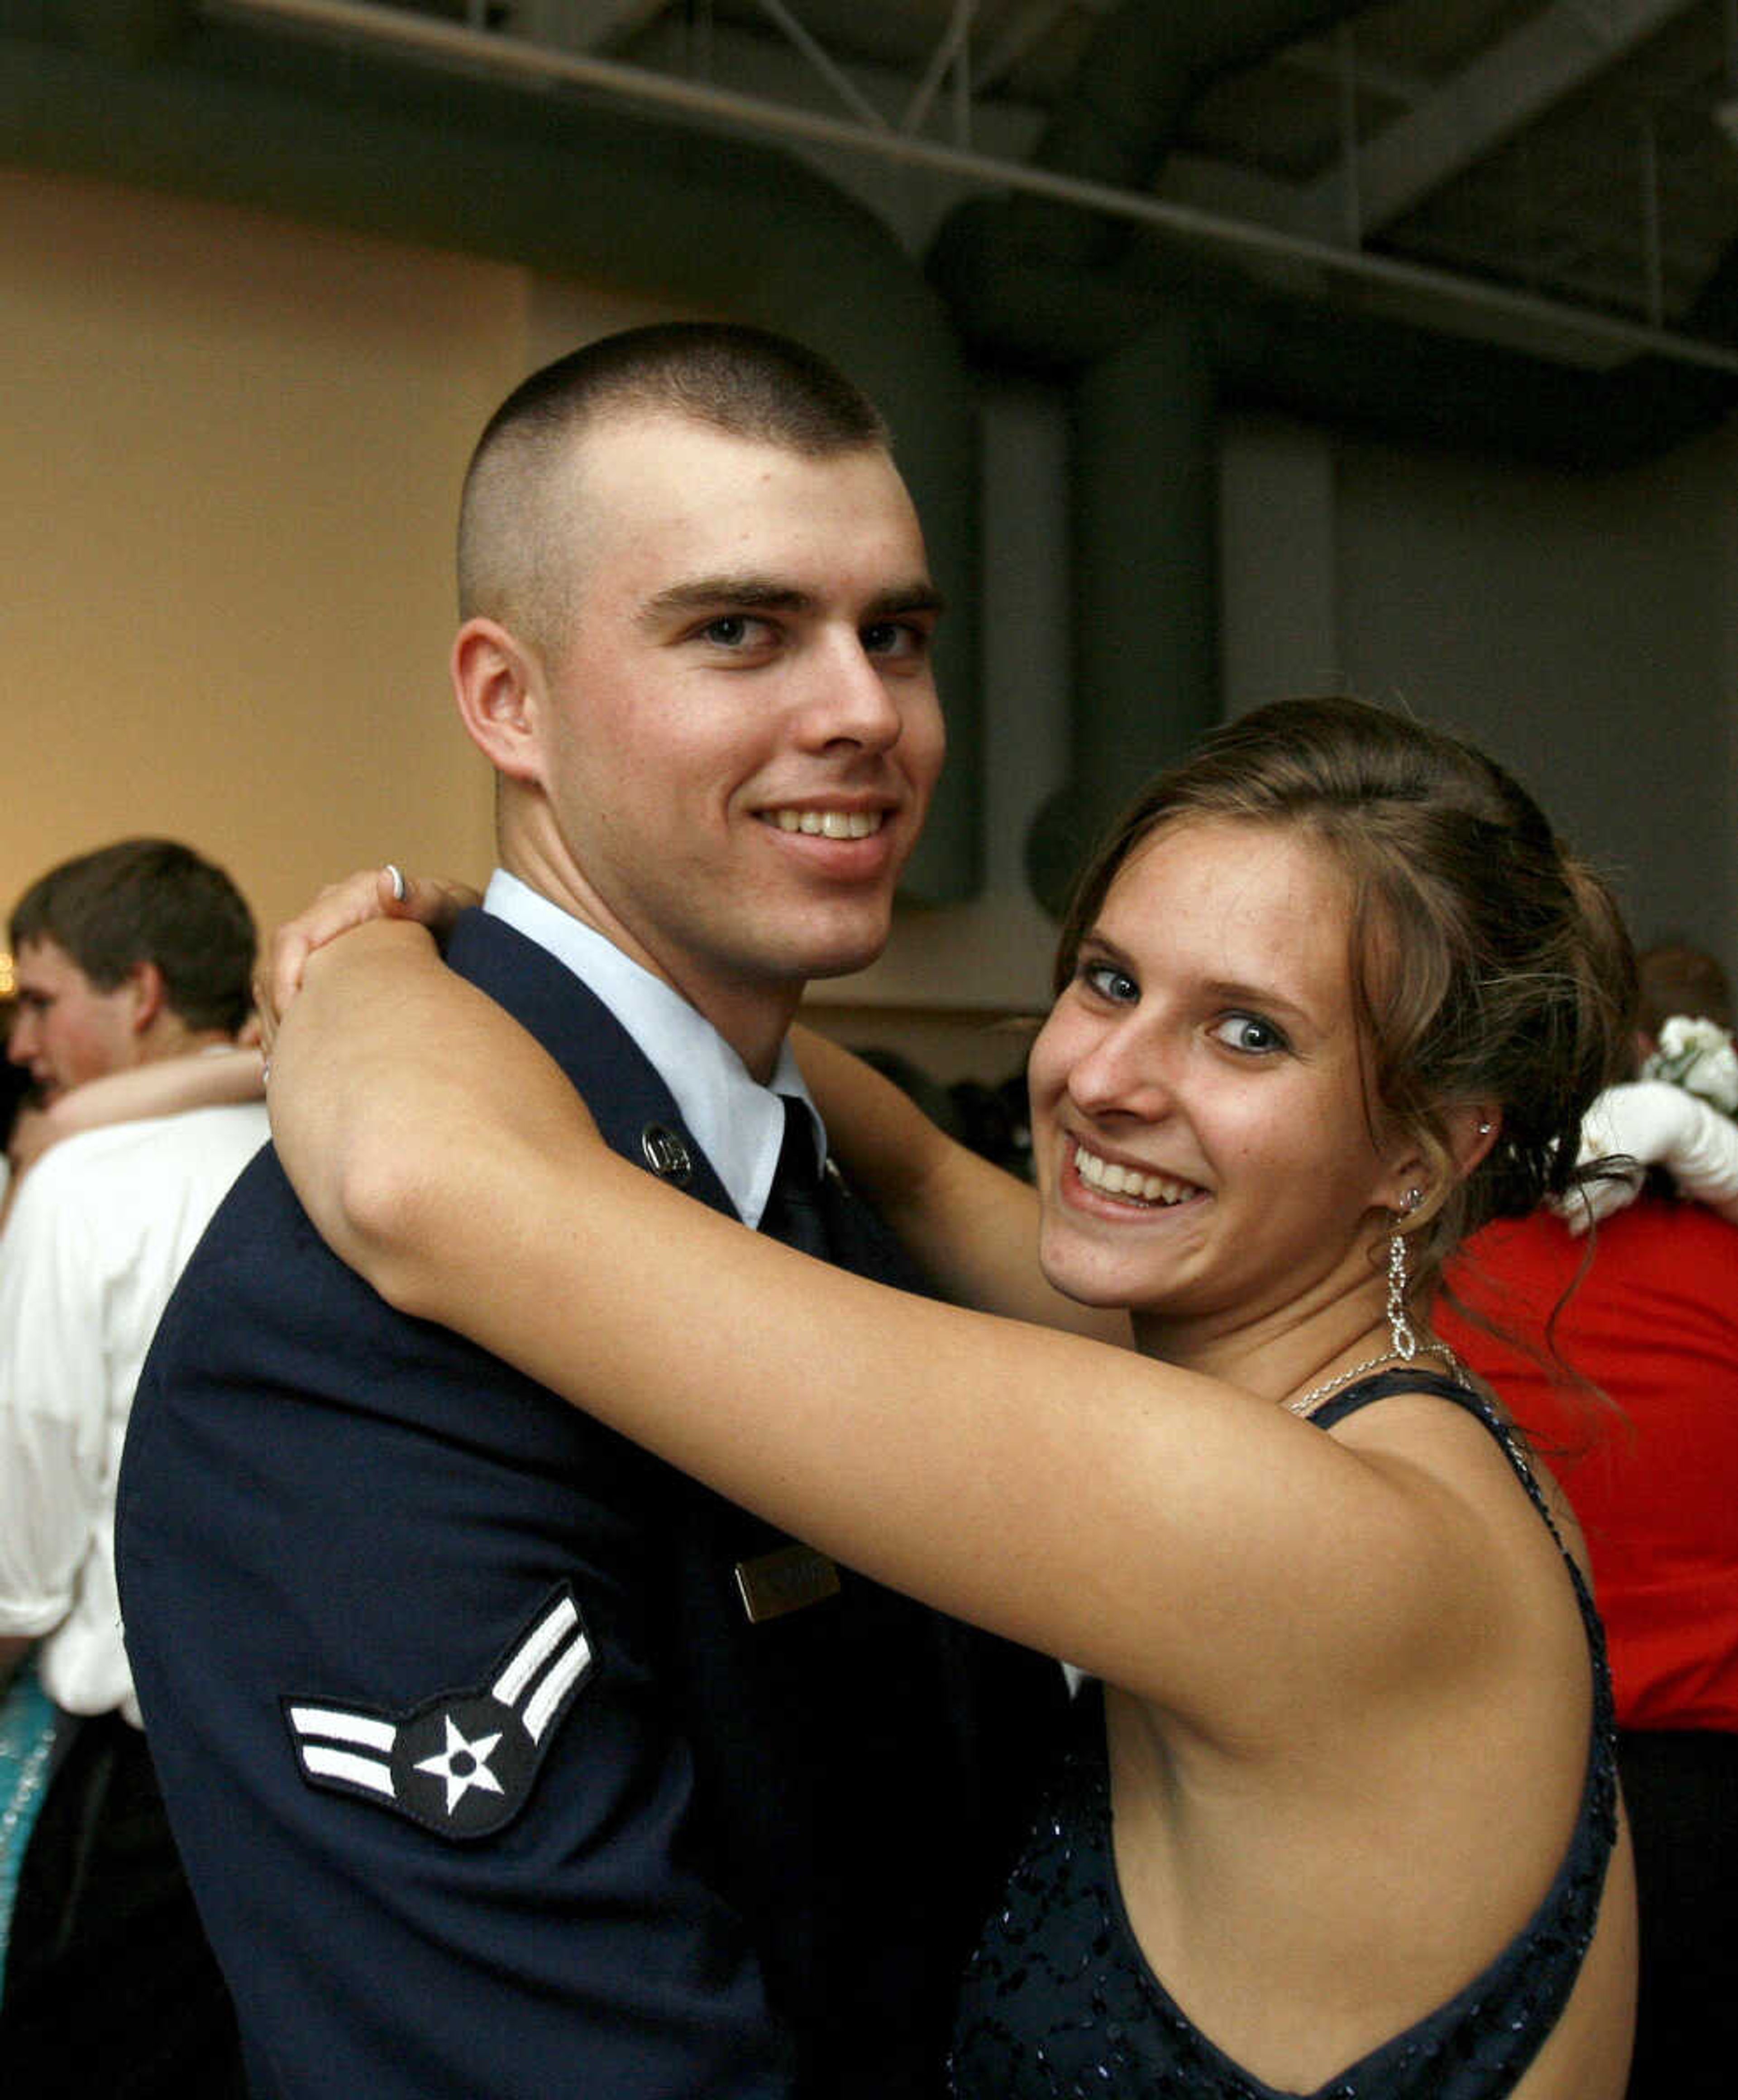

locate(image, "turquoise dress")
(0, 1657), (57, 1999)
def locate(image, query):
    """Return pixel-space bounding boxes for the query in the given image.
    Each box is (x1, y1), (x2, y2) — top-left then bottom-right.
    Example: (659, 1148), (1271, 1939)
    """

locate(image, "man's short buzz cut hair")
(10, 838), (256, 1036)
(457, 322), (893, 653)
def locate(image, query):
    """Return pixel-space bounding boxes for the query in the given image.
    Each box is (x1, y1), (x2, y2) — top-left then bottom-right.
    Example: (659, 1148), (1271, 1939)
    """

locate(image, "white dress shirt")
(0, 1102), (268, 1722)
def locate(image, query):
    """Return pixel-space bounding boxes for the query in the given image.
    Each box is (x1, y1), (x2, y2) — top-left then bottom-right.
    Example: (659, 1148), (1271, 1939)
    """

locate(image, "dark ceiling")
(512, 0), (1738, 361)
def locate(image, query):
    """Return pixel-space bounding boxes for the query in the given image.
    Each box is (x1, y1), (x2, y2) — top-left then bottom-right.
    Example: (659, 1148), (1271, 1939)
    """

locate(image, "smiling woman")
(1029, 819), (1417, 1354)
(266, 696), (1641, 2099)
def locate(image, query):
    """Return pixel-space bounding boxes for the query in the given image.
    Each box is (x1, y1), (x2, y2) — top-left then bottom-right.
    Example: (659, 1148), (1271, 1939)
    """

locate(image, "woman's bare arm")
(261, 870), (1121, 1342)
(4, 1049), (266, 1219)
(792, 1026), (1128, 1342)
(270, 926), (1523, 1743)
(44, 1048), (263, 1136)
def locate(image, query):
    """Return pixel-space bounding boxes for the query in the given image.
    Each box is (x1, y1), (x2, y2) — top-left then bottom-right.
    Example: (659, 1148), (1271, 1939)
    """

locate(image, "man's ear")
(124, 960), (167, 1037)
(452, 619), (547, 787)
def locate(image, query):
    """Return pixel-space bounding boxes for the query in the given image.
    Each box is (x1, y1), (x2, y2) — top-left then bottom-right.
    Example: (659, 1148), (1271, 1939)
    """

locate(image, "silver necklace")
(1284, 1341), (1463, 1420)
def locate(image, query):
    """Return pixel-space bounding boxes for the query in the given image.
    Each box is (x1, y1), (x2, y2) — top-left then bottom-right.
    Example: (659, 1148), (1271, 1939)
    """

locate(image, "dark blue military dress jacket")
(116, 910), (1059, 2100)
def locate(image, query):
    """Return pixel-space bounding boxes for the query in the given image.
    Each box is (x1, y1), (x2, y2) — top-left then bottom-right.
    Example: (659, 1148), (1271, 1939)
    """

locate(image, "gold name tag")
(734, 1543), (841, 1624)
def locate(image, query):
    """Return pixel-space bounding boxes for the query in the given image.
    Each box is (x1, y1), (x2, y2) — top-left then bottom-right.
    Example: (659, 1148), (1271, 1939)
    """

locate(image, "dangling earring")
(1388, 1188), (1423, 1362)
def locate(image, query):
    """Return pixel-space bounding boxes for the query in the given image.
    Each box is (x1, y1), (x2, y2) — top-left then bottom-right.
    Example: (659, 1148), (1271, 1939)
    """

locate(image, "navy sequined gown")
(948, 1373), (1619, 2099)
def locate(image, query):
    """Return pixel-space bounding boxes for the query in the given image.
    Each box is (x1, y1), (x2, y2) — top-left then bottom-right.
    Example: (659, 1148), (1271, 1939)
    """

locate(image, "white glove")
(1557, 1081), (1738, 1234)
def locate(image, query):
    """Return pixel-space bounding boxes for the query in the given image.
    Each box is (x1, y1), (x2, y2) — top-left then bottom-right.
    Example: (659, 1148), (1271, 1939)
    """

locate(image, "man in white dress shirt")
(0, 837), (262, 2094)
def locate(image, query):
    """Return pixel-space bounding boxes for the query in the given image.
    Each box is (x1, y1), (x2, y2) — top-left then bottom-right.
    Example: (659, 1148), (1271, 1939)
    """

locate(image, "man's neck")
(480, 869), (815, 1226)
(496, 844), (799, 1085)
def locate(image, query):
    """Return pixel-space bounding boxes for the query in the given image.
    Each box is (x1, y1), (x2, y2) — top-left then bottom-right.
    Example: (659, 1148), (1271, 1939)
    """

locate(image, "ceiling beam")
(1296, 0), (1705, 238)
(200, 0), (1738, 374)
(974, 0), (1115, 95)
(513, 0), (666, 53)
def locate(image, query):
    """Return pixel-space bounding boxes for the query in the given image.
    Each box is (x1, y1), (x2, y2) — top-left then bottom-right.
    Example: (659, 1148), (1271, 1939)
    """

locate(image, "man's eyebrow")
(637, 576), (945, 628)
(866, 582), (946, 621)
(638, 577), (815, 627)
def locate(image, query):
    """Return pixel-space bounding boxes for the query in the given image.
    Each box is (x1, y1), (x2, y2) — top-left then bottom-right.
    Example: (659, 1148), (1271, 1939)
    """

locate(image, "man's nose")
(797, 633), (905, 752)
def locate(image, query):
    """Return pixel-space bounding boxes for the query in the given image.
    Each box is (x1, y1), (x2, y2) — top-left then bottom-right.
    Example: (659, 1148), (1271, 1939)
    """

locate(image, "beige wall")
(1, 165), (531, 954)
(0, 167), (1053, 1074)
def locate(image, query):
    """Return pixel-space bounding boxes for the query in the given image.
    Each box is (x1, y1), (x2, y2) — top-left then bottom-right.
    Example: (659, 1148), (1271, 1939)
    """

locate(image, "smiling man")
(116, 325), (1059, 2100)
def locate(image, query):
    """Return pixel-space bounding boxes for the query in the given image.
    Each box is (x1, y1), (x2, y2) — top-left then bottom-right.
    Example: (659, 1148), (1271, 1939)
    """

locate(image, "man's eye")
(1211, 1013), (1288, 1055)
(699, 615), (771, 649)
(1081, 961), (1138, 1004)
(862, 621), (927, 660)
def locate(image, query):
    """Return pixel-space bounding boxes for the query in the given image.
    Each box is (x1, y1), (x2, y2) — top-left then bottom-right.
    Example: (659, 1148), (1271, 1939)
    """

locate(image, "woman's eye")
(1082, 961), (1138, 1004)
(1212, 1013), (1287, 1055)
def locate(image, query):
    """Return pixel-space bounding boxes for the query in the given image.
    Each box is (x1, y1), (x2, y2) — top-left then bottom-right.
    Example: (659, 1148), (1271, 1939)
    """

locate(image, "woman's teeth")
(1074, 1145), (1198, 1208)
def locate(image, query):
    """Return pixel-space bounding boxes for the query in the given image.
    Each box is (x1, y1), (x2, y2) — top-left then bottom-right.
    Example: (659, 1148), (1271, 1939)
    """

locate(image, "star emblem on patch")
(416, 1716), (506, 1813)
(282, 1585), (594, 1839)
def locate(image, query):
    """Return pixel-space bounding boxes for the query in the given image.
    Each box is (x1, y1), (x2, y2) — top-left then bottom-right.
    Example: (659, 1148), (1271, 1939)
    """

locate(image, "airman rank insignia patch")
(282, 1584), (593, 1839)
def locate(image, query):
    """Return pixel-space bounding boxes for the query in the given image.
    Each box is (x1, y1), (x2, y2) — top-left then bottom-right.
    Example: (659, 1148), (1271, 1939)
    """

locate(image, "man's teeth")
(768, 809), (883, 839)
(1074, 1145), (1198, 1207)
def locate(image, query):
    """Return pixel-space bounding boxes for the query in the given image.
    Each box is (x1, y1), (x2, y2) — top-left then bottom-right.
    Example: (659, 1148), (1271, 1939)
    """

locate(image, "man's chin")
(795, 934), (892, 985)
(775, 897), (897, 981)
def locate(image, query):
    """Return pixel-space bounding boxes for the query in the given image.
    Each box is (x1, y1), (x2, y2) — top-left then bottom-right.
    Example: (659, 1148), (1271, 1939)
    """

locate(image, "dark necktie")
(758, 1094), (831, 1260)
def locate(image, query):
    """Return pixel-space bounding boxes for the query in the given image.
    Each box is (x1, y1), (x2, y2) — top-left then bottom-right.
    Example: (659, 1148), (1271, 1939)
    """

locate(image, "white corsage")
(1560, 1010), (1738, 1231)
(1641, 1015), (1738, 1117)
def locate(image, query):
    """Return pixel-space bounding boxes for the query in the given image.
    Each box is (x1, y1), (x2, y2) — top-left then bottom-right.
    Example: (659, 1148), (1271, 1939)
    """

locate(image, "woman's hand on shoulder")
(259, 867), (479, 1052)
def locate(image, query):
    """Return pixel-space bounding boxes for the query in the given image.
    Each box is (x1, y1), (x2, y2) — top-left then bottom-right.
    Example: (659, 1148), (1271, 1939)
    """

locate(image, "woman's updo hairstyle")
(1053, 697), (1637, 1291)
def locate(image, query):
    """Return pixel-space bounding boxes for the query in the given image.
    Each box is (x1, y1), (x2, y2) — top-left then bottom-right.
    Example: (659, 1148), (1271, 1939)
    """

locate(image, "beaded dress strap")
(1305, 1368), (1613, 1754)
(1304, 1369), (1566, 1546)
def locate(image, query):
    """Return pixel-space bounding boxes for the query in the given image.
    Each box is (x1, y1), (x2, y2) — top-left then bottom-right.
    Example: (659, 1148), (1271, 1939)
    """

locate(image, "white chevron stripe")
(493, 1594), (580, 1707)
(523, 1630), (592, 1742)
(300, 1745), (396, 1797)
(288, 1705), (398, 1752)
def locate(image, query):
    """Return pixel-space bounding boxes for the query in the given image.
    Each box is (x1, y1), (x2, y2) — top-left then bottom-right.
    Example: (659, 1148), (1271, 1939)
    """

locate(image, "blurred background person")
(0, 839), (263, 2095)
(0, 1029), (54, 2004)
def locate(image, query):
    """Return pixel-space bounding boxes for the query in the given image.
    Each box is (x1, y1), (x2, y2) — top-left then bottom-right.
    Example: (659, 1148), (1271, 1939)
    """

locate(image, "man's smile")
(760, 807), (886, 839)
